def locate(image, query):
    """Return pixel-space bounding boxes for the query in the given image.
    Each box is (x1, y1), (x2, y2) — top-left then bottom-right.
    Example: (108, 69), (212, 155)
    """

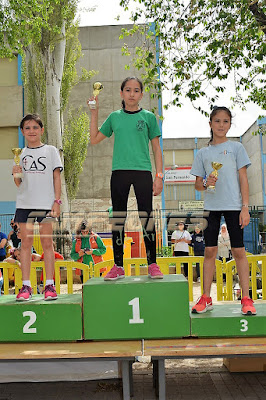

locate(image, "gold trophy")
(88, 82), (104, 109)
(12, 148), (23, 179)
(207, 162), (223, 193)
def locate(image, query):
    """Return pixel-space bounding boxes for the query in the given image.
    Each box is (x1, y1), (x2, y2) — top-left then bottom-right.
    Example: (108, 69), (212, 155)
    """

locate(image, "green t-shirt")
(100, 109), (161, 171)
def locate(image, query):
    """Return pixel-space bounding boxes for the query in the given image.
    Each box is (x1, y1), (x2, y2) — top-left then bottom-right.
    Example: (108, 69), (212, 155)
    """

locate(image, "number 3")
(23, 311), (37, 334)
(240, 319), (248, 332)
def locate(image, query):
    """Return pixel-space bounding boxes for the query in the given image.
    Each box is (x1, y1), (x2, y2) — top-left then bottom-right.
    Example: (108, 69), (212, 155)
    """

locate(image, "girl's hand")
(153, 177), (163, 196)
(239, 207), (250, 229)
(87, 96), (99, 112)
(51, 202), (60, 218)
(207, 174), (217, 187)
(12, 165), (22, 176)
(85, 250), (93, 255)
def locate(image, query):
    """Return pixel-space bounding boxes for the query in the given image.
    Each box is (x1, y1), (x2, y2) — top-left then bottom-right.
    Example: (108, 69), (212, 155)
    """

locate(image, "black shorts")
(14, 209), (51, 224)
(204, 210), (244, 248)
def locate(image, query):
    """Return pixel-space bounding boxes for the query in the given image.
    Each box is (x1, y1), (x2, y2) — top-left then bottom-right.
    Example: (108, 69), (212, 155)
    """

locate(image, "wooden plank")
(144, 337), (266, 358)
(0, 341), (142, 360)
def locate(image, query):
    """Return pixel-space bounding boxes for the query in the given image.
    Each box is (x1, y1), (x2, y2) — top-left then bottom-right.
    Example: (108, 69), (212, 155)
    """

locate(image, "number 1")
(128, 297), (144, 324)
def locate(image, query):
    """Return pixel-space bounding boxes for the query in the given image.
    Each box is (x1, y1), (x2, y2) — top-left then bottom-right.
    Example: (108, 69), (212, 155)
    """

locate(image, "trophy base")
(207, 186), (216, 193)
(13, 173), (23, 179)
(88, 100), (96, 110)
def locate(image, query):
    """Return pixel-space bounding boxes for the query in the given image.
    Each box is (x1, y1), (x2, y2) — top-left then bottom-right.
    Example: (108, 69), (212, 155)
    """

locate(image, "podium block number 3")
(23, 311), (37, 334)
(128, 297), (144, 324)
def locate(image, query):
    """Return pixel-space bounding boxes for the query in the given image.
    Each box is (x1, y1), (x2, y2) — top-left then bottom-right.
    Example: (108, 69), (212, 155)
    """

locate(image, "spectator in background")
(7, 219), (21, 248)
(171, 221), (192, 277)
(0, 223), (7, 262)
(71, 220), (106, 283)
(217, 223), (232, 262)
(191, 225), (205, 282)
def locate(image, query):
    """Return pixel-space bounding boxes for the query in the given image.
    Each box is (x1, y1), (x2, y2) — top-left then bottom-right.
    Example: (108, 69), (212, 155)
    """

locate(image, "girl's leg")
(133, 171), (156, 265)
(203, 246), (218, 297)
(39, 221), (54, 280)
(19, 222), (34, 281)
(231, 247), (250, 297)
(111, 171), (131, 267)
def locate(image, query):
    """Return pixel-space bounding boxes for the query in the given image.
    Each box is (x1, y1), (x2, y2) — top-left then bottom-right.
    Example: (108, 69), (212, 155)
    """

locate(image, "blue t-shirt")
(190, 141), (251, 211)
(0, 232), (7, 257)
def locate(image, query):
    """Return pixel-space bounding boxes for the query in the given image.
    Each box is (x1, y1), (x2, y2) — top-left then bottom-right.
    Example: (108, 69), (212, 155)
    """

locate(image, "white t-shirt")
(171, 230), (192, 252)
(16, 145), (63, 209)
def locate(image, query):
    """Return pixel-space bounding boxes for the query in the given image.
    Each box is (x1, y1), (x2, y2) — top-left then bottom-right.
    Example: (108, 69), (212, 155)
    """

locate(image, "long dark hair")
(121, 77), (143, 109)
(209, 106), (232, 144)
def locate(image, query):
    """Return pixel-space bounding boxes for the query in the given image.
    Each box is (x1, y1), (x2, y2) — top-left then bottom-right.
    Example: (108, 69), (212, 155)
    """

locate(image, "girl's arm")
(151, 137), (163, 196)
(87, 96), (106, 145)
(51, 168), (61, 218)
(239, 166), (250, 229)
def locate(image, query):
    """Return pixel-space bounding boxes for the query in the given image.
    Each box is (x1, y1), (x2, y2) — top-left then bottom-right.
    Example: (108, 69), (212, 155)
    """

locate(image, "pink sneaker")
(16, 285), (32, 301)
(148, 263), (163, 279)
(104, 265), (125, 281)
(192, 294), (213, 313)
(241, 296), (256, 315)
(44, 284), (58, 301)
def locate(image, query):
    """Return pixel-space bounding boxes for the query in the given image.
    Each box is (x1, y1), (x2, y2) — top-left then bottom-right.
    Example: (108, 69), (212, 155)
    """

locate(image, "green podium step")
(83, 275), (190, 340)
(191, 304), (266, 337)
(0, 294), (82, 342)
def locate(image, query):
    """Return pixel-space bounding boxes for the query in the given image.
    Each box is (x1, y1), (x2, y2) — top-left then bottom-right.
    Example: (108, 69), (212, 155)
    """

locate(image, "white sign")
(165, 167), (195, 183)
(179, 201), (204, 211)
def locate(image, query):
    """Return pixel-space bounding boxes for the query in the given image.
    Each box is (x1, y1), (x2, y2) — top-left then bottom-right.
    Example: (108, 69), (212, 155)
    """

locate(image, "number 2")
(23, 311), (37, 334)
(128, 297), (144, 324)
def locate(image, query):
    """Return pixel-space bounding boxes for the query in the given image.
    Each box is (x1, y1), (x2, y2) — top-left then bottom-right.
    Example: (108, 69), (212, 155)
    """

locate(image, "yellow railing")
(1, 261), (91, 295)
(216, 255), (266, 301)
(2, 255), (265, 301)
(95, 257), (206, 301)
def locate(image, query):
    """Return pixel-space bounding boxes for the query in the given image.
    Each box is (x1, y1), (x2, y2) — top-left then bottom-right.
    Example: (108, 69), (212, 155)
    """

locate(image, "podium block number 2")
(23, 311), (37, 334)
(128, 297), (144, 324)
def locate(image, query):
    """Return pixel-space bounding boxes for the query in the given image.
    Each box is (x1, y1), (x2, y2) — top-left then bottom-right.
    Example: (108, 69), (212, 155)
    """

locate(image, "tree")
(119, 0), (266, 114)
(0, 0), (95, 210)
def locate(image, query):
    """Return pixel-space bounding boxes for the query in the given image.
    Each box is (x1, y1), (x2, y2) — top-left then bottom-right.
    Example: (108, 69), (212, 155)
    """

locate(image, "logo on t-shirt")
(22, 155), (47, 172)
(136, 120), (146, 131)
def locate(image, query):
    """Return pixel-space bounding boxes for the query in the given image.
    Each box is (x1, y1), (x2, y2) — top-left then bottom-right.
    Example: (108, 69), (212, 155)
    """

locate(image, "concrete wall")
(241, 121), (263, 206)
(0, 57), (22, 214)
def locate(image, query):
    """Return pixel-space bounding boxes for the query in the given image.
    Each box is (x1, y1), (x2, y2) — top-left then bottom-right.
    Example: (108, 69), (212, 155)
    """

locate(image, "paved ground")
(0, 358), (266, 399)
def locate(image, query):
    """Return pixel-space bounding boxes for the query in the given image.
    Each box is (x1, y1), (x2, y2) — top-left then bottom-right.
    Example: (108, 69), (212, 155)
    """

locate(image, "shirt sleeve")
(148, 113), (161, 140)
(236, 143), (251, 170)
(51, 146), (63, 172)
(190, 150), (206, 178)
(99, 113), (113, 138)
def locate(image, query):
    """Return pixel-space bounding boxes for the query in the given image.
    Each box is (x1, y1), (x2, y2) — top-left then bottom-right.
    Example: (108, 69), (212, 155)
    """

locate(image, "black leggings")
(111, 170), (156, 266)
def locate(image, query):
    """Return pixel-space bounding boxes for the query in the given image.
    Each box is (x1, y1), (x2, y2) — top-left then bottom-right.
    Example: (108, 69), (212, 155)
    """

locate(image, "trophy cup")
(207, 162), (223, 193)
(88, 82), (104, 109)
(12, 148), (23, 179)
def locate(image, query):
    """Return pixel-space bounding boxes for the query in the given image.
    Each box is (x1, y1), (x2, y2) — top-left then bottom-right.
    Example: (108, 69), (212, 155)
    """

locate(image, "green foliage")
(119, 0), (266, 114)
(63, 108), (90, 201)
(157, 246), (173, 257)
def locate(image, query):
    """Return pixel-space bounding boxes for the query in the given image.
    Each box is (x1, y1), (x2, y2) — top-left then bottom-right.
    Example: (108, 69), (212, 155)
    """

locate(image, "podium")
(0, 294), (82, 342)
(83, 275), (190, 340)
(191, 303), (266, 337)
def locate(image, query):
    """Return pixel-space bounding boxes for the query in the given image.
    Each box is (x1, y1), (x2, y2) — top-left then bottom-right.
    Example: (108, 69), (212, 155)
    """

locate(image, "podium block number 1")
(128, 297), (144, 324)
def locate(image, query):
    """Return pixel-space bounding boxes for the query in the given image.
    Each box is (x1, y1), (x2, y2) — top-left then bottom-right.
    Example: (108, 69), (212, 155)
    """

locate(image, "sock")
(23, 280), (31, 287)
(46, 279), (54, 286)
